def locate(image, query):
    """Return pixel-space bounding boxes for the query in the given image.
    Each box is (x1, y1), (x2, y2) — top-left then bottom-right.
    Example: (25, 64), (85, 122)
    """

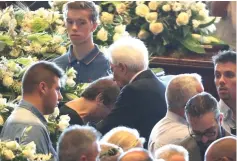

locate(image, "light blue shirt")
(0, 100), (57, 160)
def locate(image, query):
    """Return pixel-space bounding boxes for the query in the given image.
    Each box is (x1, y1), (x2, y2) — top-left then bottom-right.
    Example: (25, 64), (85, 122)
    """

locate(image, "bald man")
(205, 136), (236, 161)
(119, 148), (154, 161)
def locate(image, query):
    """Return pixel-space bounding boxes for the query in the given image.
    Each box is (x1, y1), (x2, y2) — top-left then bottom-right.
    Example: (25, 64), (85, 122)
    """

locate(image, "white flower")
(162, 4), (171, 12)
(22, 149), (35, 160)
(199, 9), (209, 20)
(52, 35), (63, 44)
(135, 4), (150, 17)
(149, 22), (164, 35)
(0, 115), (4, 125)
(52, 107), (60, 118)
(66, 78), (76, 87)
(5, 141), (20, 150)
(3, 149), (15, 160)
(145, 12), (158, 23)
(176, 12), (190, 26)
(66, 67), (77, 78)
(116, 3), (127, 14)
(138, 29), (150, 40)
(58, 120), (70, 132)
(196, 2), (206, 11)
(172, 2), (182, 12)
(0, 97), (7, 106)
(59, 115), (71, 122)
(3, 75), (14, 87)
(192, 19), (200, 28)
(56, 26), (66, 35)
(100, 12), (114, 24)
(113, 33), (122, 42)
(148, 1), (159, 11)
(115, 25), (126, 34)
(96, 27), (108, 41)
(24, 141), (37, 152)
(95, 5), (101, 13)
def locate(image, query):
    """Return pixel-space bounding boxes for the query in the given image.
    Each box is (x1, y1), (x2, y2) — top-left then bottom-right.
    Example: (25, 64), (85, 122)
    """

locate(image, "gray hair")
(185, 92), (220, 120)
(155, 144), (189, 161)
(101, 126), (145, 152)
(62, 1), (99, 23)
(106, 37), (149, 73)
(165, 73), (203, 110)
(119, 148), (154, 161)
(57, 125), (101, 161)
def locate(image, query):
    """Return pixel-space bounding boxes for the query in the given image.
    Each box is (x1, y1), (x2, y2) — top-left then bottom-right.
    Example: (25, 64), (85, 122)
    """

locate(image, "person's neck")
(72, 40), (94, 61)
(66, 97), (96, 121)
(22, 94), (44, 115)
(224, 99), (236, 120)
(169, 108), (185, 118)
(129, 70), (143, 83)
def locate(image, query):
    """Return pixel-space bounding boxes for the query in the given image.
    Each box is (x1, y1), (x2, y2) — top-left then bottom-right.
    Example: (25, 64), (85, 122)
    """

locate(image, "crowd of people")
(0, 1), (236, 161)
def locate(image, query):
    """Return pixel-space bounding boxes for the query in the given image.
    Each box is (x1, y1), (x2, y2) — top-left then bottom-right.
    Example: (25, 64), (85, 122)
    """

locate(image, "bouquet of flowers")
(124, 1), (227, 57)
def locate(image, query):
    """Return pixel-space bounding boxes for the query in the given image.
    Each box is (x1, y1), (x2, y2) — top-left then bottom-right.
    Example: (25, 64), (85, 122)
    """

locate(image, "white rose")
(3, 75), (14, 87)
(0, 97), (7, 106)
(96, 27), (108, 41)
(196, 2), (206, 11)
(115, 25), (126, 34)
(176, 12), (190, 26)
(116, 3), (127, 14)
(135, 4), (150, 17)
(58, 120), (70, 132)
(3, 149), (15, 160)
(59, 115), (71, 122)
(52, 35), (63, 44)
(199, 9), (209, 19)
(1, 13), (11, 26)
(100, 12), (114, 24)
(145, 12), (158, 23)
(162, 4), (171, 12)
(52, 107), (60, 118)
(22, 149), (35, 160)
(148, 1), (159, 11)
(138, 29), (150, 40)
(56, 26), (66, 35)
(0, 115), (4, 125)
(149, 22), (164, 35)
(55, 19), (64, 25)
(113, 33), (122, 42)
(5, 141), (20, 150)
(192, 19), (200, 28)
(172, 2), (182, 12)
(56, 46), (67, 55)
(66, 78), (76, 87)
(24, 141), (37, 152)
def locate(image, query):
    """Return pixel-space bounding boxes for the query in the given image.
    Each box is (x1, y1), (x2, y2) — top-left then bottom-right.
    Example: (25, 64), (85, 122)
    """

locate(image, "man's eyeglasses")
(188, 125), (217, 140)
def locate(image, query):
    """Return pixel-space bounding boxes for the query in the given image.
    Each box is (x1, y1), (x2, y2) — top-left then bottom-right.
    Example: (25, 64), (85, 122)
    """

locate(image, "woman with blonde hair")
(99, 142), (123, 161)
(100, 126), (145, 151)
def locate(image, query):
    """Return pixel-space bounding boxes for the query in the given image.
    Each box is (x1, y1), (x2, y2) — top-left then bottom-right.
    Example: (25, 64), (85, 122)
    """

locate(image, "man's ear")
(118, 63), (127, 74)
(95, 93), (103, 104)
(92, 22), (98, 32)
(219, 113), (224, 125)
(38, 82), (48, 95)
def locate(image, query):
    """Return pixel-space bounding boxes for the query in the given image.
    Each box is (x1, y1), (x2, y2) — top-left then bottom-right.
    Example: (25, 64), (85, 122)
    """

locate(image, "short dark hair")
(185, 92), (220, 119)
(22, 61), (65, 94)
(212, 50), (236, 65)
(81, 76), (120, 106)
(57, 125), (101, 161)
(63, 1), (99, 23)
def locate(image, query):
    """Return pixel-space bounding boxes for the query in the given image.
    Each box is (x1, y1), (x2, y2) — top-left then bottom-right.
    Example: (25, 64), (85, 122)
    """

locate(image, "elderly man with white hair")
(96, 36), (167, 148)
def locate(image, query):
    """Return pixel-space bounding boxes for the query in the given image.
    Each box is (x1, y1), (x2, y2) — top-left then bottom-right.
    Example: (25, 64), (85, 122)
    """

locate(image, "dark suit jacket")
(96, 69), (167, 148)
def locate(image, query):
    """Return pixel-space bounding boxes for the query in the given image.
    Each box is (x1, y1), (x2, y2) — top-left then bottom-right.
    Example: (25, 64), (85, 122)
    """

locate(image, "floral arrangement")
(0, 140), (52, 161)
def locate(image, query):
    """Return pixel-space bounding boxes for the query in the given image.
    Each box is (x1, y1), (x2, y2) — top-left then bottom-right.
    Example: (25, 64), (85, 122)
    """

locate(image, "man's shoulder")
(178, 136), (198, 150)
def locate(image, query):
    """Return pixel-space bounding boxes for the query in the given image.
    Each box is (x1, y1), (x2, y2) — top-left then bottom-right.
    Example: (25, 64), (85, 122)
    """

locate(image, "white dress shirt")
(148, 110), (189, 155)
(219, 99), (236, 134)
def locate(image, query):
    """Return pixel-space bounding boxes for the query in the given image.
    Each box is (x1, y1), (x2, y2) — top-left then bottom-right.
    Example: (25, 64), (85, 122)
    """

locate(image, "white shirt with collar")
(219, 99), (236, 133)
(148, 110), (189, 155)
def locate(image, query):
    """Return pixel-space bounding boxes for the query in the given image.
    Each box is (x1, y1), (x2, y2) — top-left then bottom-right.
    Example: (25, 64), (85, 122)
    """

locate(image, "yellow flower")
(135, 4), (150, 17)
(3, 75), (14, 87)
(5, 141), (20, 151)
(115, 25), (126, 34)
(96, 27), (108, 41)
(145, 12), (158, 23)
(56, 46), (67, 55)
(0, 115), (4, 125)
(148, 1), (159, 11)
(176, 12), (190, 26)
(100, 12), (114, 24)
(116, 3), (127, 14)
(149, 22), (164, 35)
(138, 29), (150, 40)
(113, 33), (122, 42)
(162, 4), (171, 12)
(3, 149), (15, 160)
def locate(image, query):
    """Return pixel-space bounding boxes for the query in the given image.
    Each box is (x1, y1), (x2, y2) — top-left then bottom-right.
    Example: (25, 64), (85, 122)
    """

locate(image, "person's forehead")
(189, 113), (217, 130)
(67, 9), (91, 20)
(215, 62), (236, 71)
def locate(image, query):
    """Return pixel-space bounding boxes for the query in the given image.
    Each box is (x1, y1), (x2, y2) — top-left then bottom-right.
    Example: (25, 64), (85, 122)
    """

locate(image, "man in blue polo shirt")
(53, 1), (111, 83)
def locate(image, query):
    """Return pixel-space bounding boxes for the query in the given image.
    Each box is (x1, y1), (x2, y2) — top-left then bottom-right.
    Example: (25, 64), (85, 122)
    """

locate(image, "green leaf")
(182, 26), (190, 37)
(179, 35), (205, 54)
(0, 35), (14, 46)
(198, 17), (216, 28)
(0, 41), (6, 51)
